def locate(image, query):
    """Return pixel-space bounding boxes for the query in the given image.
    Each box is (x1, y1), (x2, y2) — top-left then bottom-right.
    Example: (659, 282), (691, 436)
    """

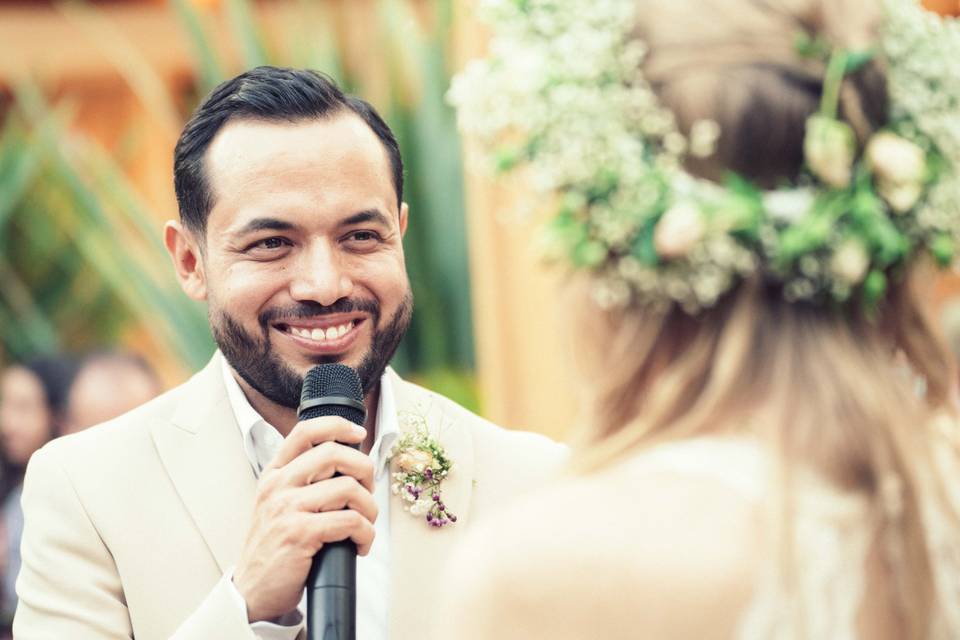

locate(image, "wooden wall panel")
(454, 5), (579, 441)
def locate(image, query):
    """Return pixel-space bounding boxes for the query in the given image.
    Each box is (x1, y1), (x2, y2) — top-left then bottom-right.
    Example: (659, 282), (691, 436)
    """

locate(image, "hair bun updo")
(634, 0), (888, 188)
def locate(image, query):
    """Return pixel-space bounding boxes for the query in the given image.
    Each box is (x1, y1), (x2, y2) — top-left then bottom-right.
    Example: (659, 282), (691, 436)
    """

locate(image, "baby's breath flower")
(689, 119), (721, 159)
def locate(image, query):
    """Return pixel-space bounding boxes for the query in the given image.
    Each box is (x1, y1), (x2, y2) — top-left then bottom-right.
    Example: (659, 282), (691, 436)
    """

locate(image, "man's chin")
(283, 351), (366, 377)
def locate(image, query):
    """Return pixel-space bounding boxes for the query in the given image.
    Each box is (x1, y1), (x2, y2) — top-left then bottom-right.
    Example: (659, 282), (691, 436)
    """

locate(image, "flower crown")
(449, 0), (960, 312)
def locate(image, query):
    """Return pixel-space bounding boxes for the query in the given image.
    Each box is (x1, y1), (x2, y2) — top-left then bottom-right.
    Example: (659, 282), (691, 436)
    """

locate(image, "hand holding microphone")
(232, 364), (373, 633)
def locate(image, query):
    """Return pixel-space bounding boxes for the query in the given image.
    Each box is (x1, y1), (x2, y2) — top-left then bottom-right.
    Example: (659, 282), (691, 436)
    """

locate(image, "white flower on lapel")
(389, 412), (457, 528)
(394, 449), (436, 474)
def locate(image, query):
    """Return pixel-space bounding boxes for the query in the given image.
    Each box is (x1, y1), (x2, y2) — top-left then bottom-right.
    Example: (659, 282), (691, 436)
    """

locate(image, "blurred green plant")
(0, 0), (477, 410)
(0, 86), (214, 370)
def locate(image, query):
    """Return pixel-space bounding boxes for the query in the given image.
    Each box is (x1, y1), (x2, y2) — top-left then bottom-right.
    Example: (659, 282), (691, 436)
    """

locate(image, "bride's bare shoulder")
(435, 454), (763, 640)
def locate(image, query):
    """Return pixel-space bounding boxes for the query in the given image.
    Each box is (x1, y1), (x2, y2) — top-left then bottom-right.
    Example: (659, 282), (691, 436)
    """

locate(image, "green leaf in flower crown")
(847, 173), (907, 265)
(494, 147), (523, 173)
(718, 174), (763, 237)
(559, 191), (588, 218)
(573, 239), (608, 268)
(586, 167), (620, 203)
(863, 270), (887, 307)
(794, 31), (831, 61)
(631, 218), (659, 267)
(844, 48), (876, 74)
(851, 169), (884, 220)
(776, 213), (833, 266)
(869, 219), (909, 267)
(931, 234), (955, 267)
(543, 207), (585, 260)
(924, 148), (948, 186)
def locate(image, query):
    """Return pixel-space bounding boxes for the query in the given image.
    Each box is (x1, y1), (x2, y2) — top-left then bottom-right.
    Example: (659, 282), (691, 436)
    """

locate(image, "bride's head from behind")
(569, 1), (956, 634)
(577, 0), (952, 454)
(450, 0), (960, 634)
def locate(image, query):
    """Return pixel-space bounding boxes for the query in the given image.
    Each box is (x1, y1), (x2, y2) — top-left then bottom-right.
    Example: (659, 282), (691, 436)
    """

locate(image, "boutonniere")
(389, 413), (457, 528)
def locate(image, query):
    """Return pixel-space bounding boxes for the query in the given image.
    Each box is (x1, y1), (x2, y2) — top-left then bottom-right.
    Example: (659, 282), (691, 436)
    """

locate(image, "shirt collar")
(220, 358), (400, 479)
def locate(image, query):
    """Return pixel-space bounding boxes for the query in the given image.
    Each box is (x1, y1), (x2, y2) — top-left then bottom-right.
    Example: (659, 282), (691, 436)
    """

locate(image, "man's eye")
(348, 231), (381, 243)
(251, 237), (288, 250)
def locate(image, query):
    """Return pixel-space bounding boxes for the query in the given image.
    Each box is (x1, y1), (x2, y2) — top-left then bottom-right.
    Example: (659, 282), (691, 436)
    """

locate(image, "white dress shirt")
(220, 360), (398, 639)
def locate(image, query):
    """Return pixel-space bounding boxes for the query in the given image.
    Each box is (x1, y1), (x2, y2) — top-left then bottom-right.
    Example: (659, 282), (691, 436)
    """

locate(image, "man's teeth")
(289, 323), (352, 342)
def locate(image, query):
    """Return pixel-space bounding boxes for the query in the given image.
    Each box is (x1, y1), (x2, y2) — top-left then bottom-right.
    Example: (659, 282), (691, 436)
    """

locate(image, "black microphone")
(298, 364), (366, 640)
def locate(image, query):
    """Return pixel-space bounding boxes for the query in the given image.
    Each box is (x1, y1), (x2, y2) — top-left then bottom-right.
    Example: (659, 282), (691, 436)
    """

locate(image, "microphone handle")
(307, 540), (356, 640)
(298, 365), (365, 640)
(305, 434), (360, 640)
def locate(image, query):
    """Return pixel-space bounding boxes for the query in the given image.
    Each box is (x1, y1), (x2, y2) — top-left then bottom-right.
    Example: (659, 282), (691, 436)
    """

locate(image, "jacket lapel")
(150, 353), (258, 574)
(387, 370), (475, 638)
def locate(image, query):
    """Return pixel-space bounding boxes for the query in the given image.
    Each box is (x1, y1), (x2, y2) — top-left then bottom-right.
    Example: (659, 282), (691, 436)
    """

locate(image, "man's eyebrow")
(233, 218), (297, 236)
(341, 209), (391, 227)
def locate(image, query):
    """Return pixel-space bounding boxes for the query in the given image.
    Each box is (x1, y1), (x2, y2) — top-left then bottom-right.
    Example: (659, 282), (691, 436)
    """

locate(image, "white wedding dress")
(625, 432), (960, 639)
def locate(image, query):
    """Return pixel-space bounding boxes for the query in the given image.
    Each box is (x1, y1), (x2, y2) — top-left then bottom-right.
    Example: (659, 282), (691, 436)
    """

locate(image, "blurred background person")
(62, 350), (163, 435)
(0, 355), (77, 632)
(445, 0), (960, 638)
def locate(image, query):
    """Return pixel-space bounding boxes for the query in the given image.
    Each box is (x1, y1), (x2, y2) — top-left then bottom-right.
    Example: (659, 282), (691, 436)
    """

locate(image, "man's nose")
(288, 241), (354, 307)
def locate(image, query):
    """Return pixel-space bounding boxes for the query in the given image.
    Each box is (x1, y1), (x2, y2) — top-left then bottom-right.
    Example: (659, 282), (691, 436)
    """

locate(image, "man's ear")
(399, 202), (409, 237)
(164, 220), (208, 301)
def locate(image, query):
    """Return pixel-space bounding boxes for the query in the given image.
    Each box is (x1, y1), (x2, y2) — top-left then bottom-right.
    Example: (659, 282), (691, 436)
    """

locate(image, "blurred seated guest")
(445, 0), (960, 638)
(0, 356), (76, 624)
(63, 351), (163, 434)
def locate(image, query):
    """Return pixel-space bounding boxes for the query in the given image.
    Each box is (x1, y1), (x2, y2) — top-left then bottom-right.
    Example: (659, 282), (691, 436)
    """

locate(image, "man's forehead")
(205, 113), (391, 181)
(202, 113), (397, 231)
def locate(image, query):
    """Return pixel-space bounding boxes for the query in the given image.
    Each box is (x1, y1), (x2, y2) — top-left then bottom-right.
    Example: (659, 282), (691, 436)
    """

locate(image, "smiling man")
(12, 67), (565, 640)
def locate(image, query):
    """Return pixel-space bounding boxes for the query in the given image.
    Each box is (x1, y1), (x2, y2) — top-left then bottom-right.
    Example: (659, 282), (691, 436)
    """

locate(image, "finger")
(266, 416), (366, 470)
(305, 510), (377, 556)
(282, 442), (376, 492)
(295, 476), (379, 524)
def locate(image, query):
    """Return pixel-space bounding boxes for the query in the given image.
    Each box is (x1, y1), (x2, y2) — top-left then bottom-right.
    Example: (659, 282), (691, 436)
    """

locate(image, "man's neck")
(234, 370), (379, 454)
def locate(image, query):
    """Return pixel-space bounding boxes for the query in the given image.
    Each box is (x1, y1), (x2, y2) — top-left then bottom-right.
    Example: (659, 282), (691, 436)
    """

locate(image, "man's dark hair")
(173, 66), (404, 235)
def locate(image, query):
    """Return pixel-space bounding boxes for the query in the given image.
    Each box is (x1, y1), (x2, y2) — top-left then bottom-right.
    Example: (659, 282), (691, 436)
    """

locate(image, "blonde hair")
(572, 0), (960, 637)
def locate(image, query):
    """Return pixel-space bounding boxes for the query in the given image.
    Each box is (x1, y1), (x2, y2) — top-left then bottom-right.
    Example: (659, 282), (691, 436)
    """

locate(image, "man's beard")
(211, 293), (413, 408)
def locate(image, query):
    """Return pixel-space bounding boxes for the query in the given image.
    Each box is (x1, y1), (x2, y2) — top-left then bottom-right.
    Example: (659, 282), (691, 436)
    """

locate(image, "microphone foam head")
(299, 364), (365, 423)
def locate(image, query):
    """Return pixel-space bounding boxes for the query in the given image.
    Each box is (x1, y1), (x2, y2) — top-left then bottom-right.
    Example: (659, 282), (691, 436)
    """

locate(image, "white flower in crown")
(879, 182), (925, 214)
(654, 202), (705, 259)
(763, 188), (816, 224)
(804, 115), (856, 188)
(865, 131), (928, 212)
(388, 413), (457, 528)
(831, 239), (871, 285)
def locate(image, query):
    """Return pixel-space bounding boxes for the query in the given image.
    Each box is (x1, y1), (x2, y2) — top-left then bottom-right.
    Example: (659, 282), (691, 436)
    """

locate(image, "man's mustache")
(258, 299), (380, 328)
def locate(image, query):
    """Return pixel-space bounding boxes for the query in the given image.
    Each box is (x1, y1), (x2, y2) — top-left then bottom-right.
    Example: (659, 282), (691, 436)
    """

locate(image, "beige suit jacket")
(13, 353), (566, 639)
